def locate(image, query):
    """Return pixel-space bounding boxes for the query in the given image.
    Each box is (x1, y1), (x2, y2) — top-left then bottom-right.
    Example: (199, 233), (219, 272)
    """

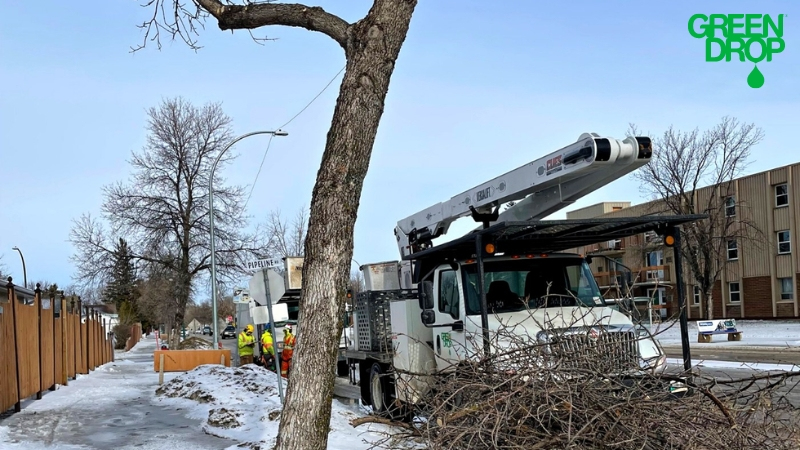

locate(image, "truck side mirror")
(418, 280), (434, 310)
(421, 310), (436, 325)
(585, 256), (593, 264)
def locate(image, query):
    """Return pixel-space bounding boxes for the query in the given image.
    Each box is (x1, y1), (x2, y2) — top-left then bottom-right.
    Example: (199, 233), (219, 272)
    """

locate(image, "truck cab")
(418, 253), (665, 373)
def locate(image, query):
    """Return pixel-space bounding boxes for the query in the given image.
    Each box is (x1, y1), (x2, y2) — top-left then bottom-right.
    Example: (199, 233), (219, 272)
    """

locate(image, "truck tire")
(369, 362), (391, 415)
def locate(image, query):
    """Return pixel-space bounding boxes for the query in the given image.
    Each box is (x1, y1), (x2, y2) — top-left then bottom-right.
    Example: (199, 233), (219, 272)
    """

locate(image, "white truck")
(344, 132), (701, 418)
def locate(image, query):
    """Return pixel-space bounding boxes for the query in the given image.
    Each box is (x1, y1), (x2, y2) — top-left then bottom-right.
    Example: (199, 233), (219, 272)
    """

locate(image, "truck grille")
(547, 328), (640, 374)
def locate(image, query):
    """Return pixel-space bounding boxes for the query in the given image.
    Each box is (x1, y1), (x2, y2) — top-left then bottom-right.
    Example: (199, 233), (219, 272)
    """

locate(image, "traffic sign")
(244, 258), (282, 271)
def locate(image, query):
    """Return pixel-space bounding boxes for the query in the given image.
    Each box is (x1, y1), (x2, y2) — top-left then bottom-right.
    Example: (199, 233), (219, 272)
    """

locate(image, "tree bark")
(273, 2), (417, 449)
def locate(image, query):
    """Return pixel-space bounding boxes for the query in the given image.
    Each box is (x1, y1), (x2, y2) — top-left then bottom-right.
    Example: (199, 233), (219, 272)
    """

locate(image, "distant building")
(568, 162), (800, 320)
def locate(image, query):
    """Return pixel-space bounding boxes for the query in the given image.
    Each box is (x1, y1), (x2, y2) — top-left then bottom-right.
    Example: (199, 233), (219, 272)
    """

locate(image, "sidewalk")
(0, 335), (234, 450)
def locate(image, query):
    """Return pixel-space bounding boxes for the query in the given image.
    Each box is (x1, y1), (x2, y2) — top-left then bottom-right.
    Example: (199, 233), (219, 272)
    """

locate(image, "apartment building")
(567, 162), (800, 320)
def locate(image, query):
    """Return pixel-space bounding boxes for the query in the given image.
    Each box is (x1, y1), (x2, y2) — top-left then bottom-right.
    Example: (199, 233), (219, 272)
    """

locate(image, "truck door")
(432, 267), (467, 371)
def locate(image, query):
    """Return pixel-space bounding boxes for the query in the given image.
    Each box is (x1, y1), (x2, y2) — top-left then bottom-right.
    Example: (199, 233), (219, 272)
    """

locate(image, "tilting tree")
(132, 1), (418, 448)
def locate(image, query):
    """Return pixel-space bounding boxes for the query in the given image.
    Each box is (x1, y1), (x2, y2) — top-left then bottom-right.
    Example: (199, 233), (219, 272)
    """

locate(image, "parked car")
(202, 326), (213, 336)
(222, 325), (236, 339)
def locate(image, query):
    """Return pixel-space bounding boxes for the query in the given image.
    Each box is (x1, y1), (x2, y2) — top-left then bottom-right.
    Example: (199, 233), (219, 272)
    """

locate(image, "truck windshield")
(461, 258), (603, 315)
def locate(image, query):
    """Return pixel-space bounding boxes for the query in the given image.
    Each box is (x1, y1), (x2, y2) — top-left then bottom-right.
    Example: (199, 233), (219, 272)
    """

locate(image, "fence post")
(61, 292), (68, 386)
(102, 317), (106, 365)
(50, 291), (57, 391)
(76, 297), (83, 375)
(70, 297), (76, 378)
(35, 284), (43, 400)
(9, 278), (22, 413)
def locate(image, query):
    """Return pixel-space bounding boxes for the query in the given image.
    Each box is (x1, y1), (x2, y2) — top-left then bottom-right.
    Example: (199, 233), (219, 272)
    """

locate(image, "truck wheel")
(370, 363), (390, 415)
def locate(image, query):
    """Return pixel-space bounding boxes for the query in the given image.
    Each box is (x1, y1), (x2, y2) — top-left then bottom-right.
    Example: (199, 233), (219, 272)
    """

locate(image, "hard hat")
(245, 324), (254, 333)
(285, 324), (293, 332)
(264, 324), (271, 330)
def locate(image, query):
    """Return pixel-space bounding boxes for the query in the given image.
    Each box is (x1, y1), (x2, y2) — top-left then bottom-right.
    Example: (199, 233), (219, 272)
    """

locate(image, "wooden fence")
(125, 323), (143, 351)
(1, 279), (116, 414)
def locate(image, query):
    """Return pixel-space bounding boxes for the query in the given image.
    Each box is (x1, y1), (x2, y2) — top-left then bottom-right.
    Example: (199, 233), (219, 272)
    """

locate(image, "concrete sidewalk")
(0, 335), (233, 450)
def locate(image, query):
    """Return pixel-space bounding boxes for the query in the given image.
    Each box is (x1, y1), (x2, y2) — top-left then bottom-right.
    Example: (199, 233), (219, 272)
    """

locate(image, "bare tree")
(70, 97), (267, 347)
(630, 117), (765, 320)
(266, 206), (308, 258)
(134, 2), (418, 447)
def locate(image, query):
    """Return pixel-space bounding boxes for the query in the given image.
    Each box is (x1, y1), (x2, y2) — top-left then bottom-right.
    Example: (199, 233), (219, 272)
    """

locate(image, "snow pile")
(154, 364), (408, 449)
(176, 336), (214, 350)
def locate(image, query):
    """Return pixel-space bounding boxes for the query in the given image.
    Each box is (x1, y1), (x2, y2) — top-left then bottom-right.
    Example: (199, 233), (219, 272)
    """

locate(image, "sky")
(1, 0), (798, 295)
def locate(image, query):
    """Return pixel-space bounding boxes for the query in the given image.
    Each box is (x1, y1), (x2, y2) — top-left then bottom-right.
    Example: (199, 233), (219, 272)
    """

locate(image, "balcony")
(593, 265), (671, 288)
(587, 239), (625, 256)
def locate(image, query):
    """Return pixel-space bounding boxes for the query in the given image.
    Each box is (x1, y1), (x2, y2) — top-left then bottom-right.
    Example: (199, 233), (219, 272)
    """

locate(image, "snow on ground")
(651, 319), (800, 349)
(0, 334), (414, 450)
(154, 364), (416, 450)
(666, 358), (800, 372)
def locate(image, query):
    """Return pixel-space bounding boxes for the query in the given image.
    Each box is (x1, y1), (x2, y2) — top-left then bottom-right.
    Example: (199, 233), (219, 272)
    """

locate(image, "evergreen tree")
(104, 238), (137, 313)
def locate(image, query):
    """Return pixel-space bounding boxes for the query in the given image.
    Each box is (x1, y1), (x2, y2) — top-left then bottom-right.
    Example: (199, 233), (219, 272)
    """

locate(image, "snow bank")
(154, 364), (410, 449)
(653, 319), (800, 348)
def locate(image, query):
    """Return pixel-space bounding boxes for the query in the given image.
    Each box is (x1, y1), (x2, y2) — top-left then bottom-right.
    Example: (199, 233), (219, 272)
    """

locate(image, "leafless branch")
(630, 117), (765, 319)
(132, 0), (350, 52)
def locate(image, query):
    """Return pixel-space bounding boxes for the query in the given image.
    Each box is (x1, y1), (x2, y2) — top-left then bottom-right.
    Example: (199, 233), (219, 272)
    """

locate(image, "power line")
(278, 65), (346, 130)
(243, 65), (346, 212)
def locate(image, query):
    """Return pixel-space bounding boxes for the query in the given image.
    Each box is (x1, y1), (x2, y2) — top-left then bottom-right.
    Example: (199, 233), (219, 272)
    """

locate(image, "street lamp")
(11, 246), (26, 288)
(209, 130), (288, 349)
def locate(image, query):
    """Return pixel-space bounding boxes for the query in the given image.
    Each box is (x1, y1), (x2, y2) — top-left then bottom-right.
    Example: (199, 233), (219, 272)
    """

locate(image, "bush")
(113, 323), (131, 350)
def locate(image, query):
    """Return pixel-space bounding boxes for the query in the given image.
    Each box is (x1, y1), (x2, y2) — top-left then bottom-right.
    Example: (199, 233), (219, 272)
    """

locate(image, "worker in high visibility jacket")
(238, 324), (256, 366)
(281, 324), (296, 378)
(260, 325), (276, 372)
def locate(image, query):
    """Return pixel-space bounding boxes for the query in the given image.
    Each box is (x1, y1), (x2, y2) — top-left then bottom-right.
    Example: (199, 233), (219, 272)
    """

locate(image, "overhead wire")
(242, 65), (346, 212)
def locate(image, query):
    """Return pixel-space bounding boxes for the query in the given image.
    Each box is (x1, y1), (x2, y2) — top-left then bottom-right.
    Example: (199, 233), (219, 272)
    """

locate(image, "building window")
(779, 277), (794, 301)
(693, 286), (701, 305)
(777, 230), (791, 254)
(728, 282), (741, 304)
(775, 184), (789, 207)
(727, 239), (738, 260)
(725, 196), (736, 217)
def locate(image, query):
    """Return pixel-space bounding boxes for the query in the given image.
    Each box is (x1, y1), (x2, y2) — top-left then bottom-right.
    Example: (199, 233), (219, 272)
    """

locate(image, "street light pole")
(11, 246), (27, 288)
(209, 130), (288, 349)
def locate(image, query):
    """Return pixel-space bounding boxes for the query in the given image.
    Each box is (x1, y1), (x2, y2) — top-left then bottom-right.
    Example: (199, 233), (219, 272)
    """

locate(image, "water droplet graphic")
(747, 65), (764, 88)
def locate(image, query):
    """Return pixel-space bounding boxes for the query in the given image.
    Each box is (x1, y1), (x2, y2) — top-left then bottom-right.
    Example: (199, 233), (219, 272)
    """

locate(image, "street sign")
(244, 258), (282, 271)
(233, 287), (251, 304)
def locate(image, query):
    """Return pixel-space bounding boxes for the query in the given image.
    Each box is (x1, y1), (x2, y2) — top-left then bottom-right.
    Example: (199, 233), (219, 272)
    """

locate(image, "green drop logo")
(747, 65), (765, 89)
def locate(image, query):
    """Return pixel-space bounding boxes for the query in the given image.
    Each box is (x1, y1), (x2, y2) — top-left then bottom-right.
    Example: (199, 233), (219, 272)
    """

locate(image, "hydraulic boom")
(394, 133), (652, 259)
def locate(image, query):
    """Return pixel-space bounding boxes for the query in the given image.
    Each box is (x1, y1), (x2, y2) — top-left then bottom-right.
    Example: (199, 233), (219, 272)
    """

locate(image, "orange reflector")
(540, 254), (548, 258)
(664, 235), (675, 246)
(465, 259), (476, 264)
(526, 254), (534, 258)
(512, 255), (520, 259)
(485, 243), (495, 254)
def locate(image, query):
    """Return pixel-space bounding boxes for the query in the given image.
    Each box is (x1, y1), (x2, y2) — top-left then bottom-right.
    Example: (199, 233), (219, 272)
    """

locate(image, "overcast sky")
(1, 0), (797, 294)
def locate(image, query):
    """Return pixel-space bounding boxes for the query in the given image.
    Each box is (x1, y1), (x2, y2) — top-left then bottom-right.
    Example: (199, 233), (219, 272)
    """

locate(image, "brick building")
(567, 162), (800, 320)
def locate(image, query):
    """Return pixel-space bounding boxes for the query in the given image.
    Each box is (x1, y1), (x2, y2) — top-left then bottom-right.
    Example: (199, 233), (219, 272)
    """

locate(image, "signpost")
(246, 257), (284, 405)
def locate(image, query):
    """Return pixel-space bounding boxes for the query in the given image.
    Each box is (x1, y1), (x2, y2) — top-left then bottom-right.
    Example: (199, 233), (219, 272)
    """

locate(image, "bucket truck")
(343, 132), (702, 418)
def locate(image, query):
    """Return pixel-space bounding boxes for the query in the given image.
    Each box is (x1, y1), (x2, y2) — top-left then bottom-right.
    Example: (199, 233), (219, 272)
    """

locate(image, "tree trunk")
(275, 2), (417, 449)
(705, 292), (714, 320)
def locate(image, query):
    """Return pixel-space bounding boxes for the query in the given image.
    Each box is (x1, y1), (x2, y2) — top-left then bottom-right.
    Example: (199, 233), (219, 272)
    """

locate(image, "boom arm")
(394, 132), (652, 259)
